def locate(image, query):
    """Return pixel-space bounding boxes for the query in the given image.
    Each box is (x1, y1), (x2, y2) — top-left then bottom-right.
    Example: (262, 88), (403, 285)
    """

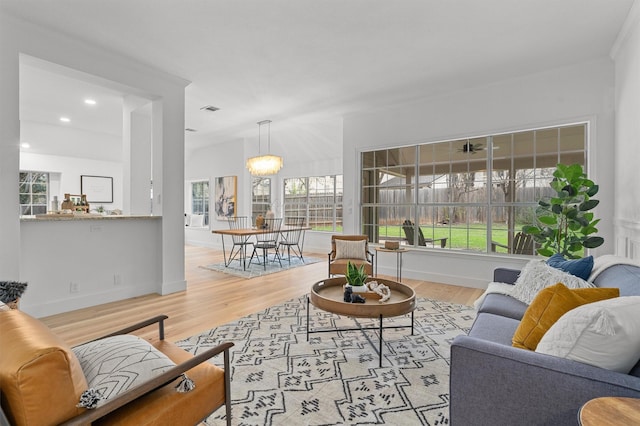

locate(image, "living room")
(1, 1), (640, 424)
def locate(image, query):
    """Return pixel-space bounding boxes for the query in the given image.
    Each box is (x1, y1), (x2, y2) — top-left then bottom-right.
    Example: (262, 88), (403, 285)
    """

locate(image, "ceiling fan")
(458, 141), (485, 154)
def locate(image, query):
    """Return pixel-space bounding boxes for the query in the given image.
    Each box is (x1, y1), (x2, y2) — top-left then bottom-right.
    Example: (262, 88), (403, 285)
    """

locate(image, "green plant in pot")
(345, 261), (368, 292)
(522, 163), (604, 259)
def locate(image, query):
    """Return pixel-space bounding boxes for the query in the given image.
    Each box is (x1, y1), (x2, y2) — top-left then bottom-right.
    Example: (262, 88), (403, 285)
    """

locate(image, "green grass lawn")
(313, 223), (520, 252)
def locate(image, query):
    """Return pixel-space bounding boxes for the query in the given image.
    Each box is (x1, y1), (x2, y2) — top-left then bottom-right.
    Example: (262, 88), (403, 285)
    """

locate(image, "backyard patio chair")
(491, 231), (534, 255)
(402, 220), (448, 248)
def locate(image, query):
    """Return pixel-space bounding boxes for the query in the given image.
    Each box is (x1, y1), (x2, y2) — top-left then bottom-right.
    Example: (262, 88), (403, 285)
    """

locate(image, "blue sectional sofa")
(450, 258), (640, 425)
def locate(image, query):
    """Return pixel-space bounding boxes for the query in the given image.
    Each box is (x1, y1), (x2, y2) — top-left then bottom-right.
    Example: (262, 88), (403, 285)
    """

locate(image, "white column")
(152, 94), (187, 295)
(0, 23), (21, 279)
(123, 97), (153, 215)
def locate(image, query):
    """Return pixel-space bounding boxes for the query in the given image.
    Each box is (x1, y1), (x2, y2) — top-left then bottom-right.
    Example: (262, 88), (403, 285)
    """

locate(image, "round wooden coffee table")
(307, 277), (417, 367)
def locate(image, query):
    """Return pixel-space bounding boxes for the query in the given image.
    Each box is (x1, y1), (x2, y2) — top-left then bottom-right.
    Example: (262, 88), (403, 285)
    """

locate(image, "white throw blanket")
(473, 281), (514, 310)
(589, 255), (640, 282)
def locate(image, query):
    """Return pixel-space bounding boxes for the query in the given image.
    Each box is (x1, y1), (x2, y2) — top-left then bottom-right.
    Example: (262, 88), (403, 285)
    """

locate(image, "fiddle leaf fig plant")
(522, 163), (604, 259)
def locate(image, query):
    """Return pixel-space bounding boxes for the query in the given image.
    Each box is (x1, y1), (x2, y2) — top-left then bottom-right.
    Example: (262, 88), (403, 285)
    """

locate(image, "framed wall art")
(214, 176), (237, 220)
(81, 175), (113, 203)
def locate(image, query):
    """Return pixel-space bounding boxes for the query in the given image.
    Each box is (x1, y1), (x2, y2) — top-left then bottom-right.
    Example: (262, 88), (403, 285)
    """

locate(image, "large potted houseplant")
(522, 163), (604, 259)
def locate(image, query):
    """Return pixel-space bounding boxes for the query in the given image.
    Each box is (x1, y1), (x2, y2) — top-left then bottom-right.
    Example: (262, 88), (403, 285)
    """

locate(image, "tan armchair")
(0, 309), (233, 426)
(328, 234), (374, 277)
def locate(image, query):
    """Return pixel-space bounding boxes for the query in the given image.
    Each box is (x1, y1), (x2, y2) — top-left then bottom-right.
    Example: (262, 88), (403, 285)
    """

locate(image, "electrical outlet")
(69, 282), (79, 293)
(114, 274), (122, 285)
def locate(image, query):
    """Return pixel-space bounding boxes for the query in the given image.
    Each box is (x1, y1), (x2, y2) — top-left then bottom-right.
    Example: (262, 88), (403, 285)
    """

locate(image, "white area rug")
(176, 296), (476, 425)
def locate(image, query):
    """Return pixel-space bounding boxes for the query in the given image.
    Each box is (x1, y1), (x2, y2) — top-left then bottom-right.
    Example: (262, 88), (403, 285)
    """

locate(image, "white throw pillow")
(189, 214), (205, 227)
(334, 239), (367, 260)
(73, 335), (176, 406)
(536, 296), (640, 373)
(510, 260), (594, 305)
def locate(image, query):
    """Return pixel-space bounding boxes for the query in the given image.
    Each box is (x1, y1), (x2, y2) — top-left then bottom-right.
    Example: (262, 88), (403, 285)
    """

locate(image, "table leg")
(221, 235), (228, 266)
(379, 314), (383, 368)
(411, 310), (414, 335)
(306, 296), (310, 341)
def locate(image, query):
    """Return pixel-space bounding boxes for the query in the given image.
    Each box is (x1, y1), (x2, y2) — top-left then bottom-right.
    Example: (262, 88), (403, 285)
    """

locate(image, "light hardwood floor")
(41, 245), (484, 346)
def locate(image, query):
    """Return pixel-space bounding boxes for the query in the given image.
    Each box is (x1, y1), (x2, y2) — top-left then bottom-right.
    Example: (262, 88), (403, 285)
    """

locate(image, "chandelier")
(246, 120), (283, 176)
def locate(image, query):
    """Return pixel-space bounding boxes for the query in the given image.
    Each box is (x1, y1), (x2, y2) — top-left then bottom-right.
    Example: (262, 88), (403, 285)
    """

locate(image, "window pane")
(19, 171), (49, 216)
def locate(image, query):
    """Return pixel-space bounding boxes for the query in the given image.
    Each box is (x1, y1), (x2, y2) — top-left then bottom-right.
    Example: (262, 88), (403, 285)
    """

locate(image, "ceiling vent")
(185, 128), (198, 132)
(200, 105), (220, 112)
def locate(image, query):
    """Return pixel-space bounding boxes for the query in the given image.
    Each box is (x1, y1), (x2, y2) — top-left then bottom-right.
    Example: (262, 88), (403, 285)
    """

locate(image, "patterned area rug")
(176, 296), (476, 425)
(200, 256), (323, 279)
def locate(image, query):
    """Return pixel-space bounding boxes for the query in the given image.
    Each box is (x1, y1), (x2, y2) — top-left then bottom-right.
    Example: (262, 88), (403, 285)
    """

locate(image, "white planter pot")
(347, 284), (368, 293)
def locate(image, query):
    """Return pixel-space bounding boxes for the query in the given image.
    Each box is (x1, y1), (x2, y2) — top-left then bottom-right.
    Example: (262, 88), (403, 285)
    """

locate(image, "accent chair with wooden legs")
(0, 309), (233, 426)
(328, 234), (374, 277)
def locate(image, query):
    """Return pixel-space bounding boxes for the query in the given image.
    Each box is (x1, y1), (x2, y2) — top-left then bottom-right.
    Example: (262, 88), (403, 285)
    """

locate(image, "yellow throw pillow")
(512, 283), (619, 350)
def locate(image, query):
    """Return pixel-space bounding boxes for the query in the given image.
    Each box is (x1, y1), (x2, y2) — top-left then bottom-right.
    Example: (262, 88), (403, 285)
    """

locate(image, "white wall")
(1, 14), (189, 315)
(20, 152), (123, 211)
(20, 217), (161, 317)
(612, 2), (640, 260)
(343, 58), (617, 288)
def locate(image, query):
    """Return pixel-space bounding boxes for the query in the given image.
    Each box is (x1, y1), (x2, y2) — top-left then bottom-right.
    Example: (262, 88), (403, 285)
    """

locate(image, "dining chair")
(249, 218), (283, 270)
(278, 217), (306, 265)
(226, 216), (253, 270)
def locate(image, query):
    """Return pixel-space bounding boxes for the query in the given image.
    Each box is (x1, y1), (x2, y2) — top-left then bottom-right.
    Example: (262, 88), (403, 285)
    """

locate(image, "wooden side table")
(579, 397), (640, 425)
(375, 247), (408, 282)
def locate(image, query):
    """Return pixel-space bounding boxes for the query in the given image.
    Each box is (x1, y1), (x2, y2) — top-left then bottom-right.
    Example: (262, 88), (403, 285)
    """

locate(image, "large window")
(190, 180), (209, 226)
(284, 175), (343, 231)
(19, 171), (49, 215)
(252, 177), (271, 222)
(361, 123), (587, 255)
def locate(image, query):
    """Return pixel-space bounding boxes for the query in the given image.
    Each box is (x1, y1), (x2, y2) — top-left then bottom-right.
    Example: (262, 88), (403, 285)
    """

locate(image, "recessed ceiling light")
(84, 99), (97, 105)
(20, 143), (30, 149)
(60, 117), (71, 123)
(200, 105), (220, 112)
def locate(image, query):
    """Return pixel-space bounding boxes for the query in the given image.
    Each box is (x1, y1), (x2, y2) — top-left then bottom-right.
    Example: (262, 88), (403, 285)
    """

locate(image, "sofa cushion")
(510, 260), (593, 304)
(512, 283), (619, 350)
(476, 293), (528, 320)
(536, 296), (640, 373)
(592, 263), (640, 296)
(72, 335), (178, 407)
(334, 239), (367, 260)
(546, 254), (594, 280)
(468, 313), (520, 346)
(0, 309), (88, 426)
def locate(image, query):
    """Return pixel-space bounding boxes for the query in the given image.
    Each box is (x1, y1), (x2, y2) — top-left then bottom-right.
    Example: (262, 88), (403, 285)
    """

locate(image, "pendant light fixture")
(246, 119), (283, 176)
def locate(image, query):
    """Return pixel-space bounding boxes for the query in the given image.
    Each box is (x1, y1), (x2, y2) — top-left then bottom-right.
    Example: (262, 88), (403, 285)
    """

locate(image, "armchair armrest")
(493, 267), (520, 284)
(450, 335), (640, 425)
(89, 314), (170, 341)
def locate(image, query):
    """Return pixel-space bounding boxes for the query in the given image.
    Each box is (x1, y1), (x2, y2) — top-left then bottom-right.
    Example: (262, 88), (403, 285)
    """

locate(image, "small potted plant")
(345, 261), (369, 293)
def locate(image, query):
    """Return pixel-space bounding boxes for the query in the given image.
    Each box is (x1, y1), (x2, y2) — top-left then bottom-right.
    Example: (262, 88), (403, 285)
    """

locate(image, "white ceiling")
(3, 0), (635, 160)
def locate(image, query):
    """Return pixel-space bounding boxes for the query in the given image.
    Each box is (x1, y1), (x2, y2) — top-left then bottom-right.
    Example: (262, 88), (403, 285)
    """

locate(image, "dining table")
(211, 225), (311, 270)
